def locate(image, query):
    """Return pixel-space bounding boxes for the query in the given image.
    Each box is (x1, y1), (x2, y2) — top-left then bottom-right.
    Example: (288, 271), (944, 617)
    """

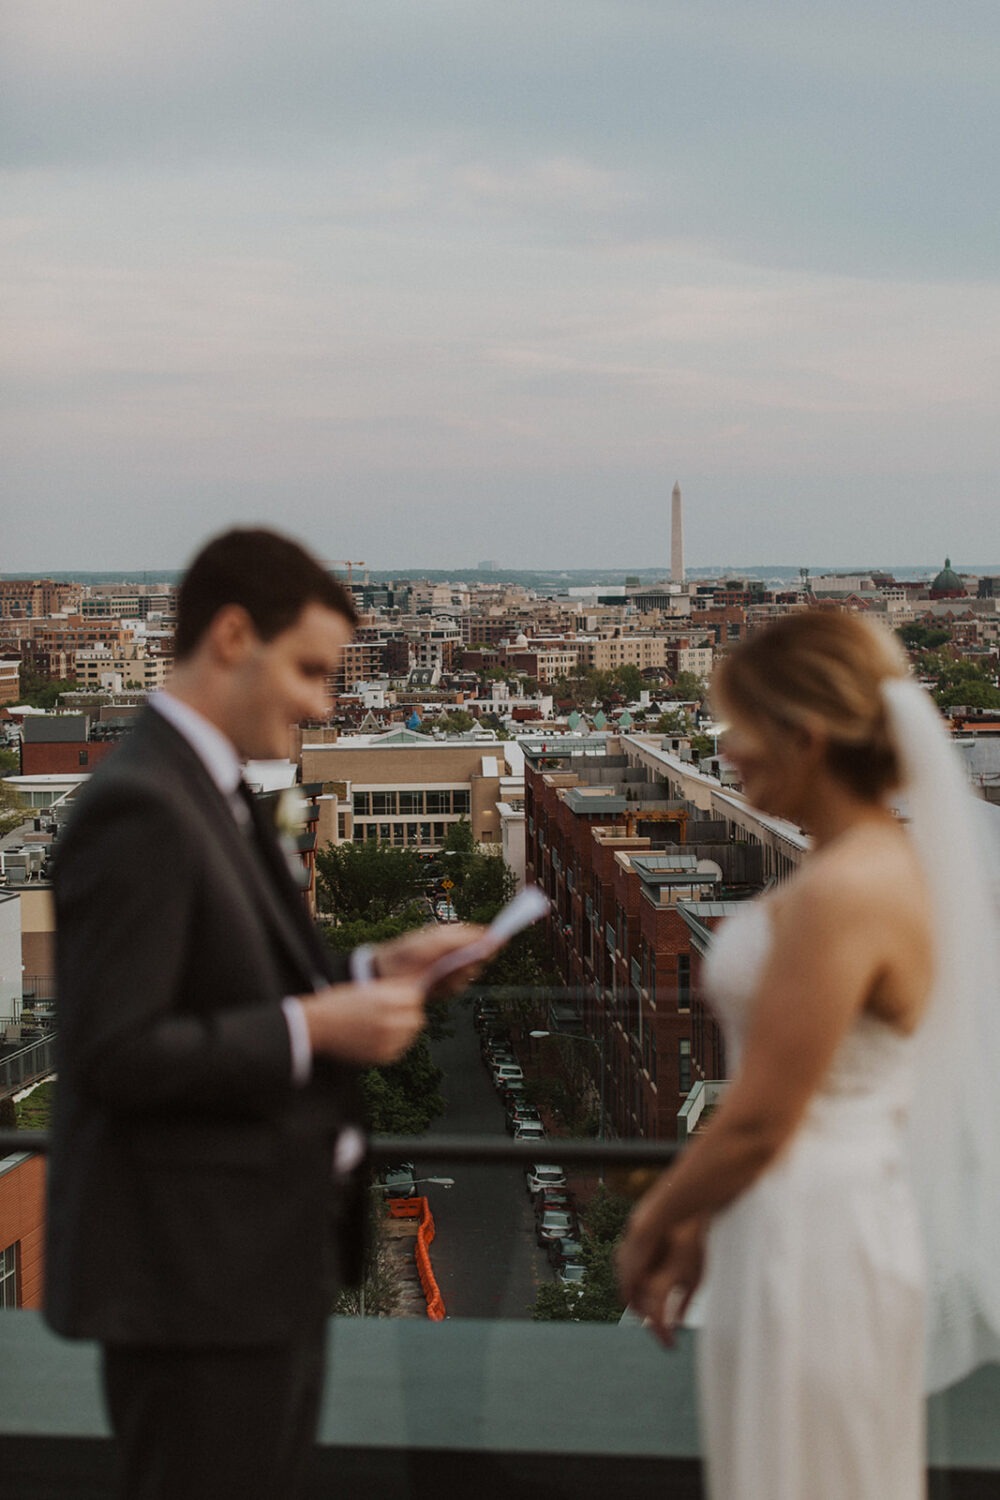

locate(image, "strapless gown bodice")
(705, 900), (917, 1148)
(694, 900), (925, 1500)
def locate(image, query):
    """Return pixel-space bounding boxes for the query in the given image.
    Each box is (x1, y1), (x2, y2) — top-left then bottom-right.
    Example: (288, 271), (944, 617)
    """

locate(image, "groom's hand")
(301, 979), (428, 1065)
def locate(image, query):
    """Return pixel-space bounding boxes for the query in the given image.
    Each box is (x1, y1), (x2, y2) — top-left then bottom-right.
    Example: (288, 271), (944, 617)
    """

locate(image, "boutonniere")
(274, 787), (311, 889)
(275, 787), (309, 840)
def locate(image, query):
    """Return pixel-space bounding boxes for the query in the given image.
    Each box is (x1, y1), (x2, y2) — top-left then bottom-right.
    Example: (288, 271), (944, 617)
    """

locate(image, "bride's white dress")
(698, 901), (926, 1500)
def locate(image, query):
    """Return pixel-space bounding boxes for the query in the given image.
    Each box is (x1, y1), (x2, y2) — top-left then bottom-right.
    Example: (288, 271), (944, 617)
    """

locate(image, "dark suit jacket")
(44, 707), (366, 1348)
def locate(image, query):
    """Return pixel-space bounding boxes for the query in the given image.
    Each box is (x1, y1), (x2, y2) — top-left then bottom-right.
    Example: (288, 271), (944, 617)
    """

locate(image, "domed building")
(929, 558), (966, 600)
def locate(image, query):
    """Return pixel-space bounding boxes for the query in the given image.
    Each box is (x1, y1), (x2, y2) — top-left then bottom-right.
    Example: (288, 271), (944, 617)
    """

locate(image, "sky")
(3, 1), (998, 574)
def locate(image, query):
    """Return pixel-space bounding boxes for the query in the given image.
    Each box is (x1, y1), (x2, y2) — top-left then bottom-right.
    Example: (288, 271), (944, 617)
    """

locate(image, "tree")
(664, 670), (705, 703)
(315, 840), (423, 923)
(15, 668), (79, 709)
(574, 1238), (623, 1322)
(415, 709), (477, 736)
(441, 818), (475, 855)
(920, 654), (1000, 711)
(583, 1184), (632, 1244)
(476, 922), (558, 1004)
(898, 623), (951, 651)
(530, 1240), (624, 1322)
(941, 679), (1000, 711)
(452, 849), (516, 925)
(359, 1036), (444, 1134)
(616, 664), (644, 702)
(322, 911), (426, 955)
(655, 706), (693, 735)
(442, 709), (476, 733)
(531, 1283), (576, 1321)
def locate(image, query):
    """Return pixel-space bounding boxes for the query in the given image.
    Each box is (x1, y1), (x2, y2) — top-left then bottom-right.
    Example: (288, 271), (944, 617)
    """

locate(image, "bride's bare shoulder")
(777, 821), (929, 930)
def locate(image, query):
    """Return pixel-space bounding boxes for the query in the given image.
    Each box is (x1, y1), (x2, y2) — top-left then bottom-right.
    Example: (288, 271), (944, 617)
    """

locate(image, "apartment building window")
(679, 1039), (692, 1095)
(677, 953), (691, 1012)
(0, 1243), (18, 1308)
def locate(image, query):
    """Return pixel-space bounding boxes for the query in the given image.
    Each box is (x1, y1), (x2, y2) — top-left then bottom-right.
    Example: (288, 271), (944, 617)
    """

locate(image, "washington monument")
(670, 481), (684, 584)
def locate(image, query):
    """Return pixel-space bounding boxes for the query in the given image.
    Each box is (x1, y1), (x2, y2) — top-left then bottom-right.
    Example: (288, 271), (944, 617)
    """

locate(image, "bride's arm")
(618, 870), (890, 1307)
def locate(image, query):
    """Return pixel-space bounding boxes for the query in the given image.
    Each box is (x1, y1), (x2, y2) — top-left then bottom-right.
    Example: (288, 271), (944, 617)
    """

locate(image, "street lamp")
(371, 1177), (456, 1192)
(530, 1029), (606, 1145)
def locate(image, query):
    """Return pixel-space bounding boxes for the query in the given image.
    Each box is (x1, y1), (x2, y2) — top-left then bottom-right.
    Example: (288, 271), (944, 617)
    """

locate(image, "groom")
(45, 528), (479, 1499)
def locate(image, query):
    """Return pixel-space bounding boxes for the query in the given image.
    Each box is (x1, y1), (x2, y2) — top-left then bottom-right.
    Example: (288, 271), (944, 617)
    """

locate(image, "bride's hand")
(619, 1217), (706, 1348)
(616, 1186), (675, 1306)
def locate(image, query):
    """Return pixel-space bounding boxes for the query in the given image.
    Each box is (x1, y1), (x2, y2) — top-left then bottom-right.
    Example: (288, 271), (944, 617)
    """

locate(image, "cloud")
(1, 2), (997, 569)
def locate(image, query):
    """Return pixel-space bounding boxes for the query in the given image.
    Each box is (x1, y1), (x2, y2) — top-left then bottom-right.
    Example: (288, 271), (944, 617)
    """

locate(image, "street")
(418, 1005), (551, 1319)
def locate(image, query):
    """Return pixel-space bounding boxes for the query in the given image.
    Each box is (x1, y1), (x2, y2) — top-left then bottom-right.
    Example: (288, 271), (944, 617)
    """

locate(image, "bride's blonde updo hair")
(712, 609), (910, 801)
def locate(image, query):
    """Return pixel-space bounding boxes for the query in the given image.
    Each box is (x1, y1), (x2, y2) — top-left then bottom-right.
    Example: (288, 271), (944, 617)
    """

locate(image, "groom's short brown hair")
(175, 528), (358, 661)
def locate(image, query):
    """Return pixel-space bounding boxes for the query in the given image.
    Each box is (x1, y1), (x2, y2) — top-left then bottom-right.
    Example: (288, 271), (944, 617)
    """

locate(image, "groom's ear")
(205, 604), (260, 667)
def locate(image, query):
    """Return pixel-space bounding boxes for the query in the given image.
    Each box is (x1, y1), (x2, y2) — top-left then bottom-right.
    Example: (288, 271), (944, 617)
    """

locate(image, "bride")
(617, 610), (1000, 1500)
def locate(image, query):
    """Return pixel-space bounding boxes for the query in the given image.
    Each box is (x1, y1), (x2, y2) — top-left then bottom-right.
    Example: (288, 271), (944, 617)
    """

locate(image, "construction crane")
(327, 561), (367, 585)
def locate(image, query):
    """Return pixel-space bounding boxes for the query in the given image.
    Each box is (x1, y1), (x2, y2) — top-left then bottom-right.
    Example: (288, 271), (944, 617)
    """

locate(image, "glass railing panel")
(5, 988), (1000, 1497)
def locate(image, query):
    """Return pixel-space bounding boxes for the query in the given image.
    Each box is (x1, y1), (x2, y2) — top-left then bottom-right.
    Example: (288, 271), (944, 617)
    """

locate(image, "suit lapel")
(139, 711), (331, 989)
(239, 786), (335, 981)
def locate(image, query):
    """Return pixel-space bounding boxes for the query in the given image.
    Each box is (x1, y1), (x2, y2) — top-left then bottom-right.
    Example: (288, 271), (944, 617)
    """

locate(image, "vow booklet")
(422, 884), (549, 991)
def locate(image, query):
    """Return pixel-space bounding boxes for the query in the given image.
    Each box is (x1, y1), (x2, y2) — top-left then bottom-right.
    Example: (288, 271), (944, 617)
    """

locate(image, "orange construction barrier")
(412, 1196), (446, 1320)
(386, 1197), (423, 1219)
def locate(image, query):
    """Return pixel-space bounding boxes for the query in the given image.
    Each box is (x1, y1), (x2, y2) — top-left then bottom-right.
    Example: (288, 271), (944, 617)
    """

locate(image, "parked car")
(536, 1208), (576, 1247)
(480, 1027), (511, 1060)
(526, 1163), (566, 1196)
(381, 1162), (417, 1198)
(505, 1103), (542, 1135)
(533, 1187), (575, 1221)
(473, 1001), (501, 1032)
(513, 1120), (546, 1144)
(492, 1063), (524, 1089)
(547, 1234), (584, 1270)
(558, 1262), (587, 1294)
(483, 1041), (515, 1069)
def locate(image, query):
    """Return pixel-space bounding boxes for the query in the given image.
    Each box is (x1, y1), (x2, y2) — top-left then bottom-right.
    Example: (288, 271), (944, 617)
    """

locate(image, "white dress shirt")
(150, 691), (318, 1083)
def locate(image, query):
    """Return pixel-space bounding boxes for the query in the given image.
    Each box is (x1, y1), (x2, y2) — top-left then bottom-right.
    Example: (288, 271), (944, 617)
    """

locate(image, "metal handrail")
(0, 1128), (679, 1170)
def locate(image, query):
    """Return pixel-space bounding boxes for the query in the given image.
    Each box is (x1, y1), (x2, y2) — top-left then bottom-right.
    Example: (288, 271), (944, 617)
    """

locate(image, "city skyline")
(4, 2), (998, 572)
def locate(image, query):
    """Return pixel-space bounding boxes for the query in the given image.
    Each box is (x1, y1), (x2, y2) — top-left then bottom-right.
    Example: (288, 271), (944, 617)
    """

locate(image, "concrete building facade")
(301, 732), (510, 850)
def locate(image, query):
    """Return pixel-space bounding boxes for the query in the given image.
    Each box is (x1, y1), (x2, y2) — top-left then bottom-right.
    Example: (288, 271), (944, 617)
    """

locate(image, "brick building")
(0, 1152), (45, 1310)
(19, 715), (123, 776)
(525, 736), (747, 1139)
(522, 731), (801, 1140)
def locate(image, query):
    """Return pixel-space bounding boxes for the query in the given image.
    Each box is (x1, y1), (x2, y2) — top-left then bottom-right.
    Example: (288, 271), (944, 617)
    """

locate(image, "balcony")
(2, 1129), (999, 1498)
